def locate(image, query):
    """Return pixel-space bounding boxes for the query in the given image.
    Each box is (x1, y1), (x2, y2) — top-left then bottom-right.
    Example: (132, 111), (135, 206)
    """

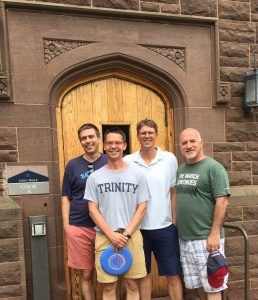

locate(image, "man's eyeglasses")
(139, 131), (156, 137)
(88, 164), (94, 174)
(104, 141), (124, 147)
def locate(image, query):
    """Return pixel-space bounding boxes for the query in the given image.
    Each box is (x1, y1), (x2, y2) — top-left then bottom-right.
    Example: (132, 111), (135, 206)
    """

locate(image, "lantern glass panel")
(245, 71), (258, 107)
(245, 78), (256, 105)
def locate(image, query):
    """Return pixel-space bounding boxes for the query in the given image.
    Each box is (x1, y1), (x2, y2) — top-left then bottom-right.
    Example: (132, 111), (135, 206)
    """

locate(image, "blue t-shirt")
(62, 154), (107, 227)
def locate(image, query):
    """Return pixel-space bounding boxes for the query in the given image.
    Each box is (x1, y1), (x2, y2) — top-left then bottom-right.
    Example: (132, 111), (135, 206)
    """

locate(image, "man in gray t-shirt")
(86, 164), (148, 231)
(84, 127), (149, 300)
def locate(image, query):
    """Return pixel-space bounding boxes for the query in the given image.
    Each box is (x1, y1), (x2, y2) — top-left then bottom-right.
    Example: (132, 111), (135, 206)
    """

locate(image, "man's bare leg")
(102, 282), (117, 300)
(167, 275), (183, 300)
(124, 278), (140, 300)
(207, 292), (222, 300)
(139, 274), (151, 300)
(197, 288), (207, 300)
(81, 269), (94, 300)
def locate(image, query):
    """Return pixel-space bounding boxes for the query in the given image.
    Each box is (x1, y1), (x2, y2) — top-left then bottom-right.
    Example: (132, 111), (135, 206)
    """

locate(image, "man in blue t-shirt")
(61, 123), (107, 300)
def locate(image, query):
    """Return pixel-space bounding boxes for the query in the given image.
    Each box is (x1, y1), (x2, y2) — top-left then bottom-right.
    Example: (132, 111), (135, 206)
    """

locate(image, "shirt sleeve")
(170, 153), (178, 188)
(136, 171), (150, 204)
(211, 164), (230, 198)
(84, 175), (98, 203)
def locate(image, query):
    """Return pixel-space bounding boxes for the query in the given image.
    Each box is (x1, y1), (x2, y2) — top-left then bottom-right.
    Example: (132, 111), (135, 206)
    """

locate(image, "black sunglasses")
(88, 164), (94, 174)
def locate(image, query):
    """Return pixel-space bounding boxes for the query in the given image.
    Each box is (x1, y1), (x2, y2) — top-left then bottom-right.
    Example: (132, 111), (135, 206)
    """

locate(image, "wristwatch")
(122, 230), (131, 239)
(114, 228), (132, 239)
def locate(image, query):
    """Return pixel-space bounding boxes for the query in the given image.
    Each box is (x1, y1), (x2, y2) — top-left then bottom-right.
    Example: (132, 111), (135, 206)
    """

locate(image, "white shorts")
(179, 239), (228, 293)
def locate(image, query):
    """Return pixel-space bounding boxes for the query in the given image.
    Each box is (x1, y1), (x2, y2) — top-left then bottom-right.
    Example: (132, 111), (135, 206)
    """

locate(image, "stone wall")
(2, 0), (254, 188)
(0, 196), (26, 300)
(0, 1), (256, 187)
(0, 128), (17, 196)
(0, 0), (258, 299)
(225, 187), (258, 300)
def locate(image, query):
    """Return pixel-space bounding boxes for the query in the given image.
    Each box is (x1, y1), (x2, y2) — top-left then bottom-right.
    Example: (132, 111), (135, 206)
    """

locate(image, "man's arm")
(206, 196), (229, 252)
(125, 202), (147, 235)
(61, 196), (70, 227)
(170, 186), (177, 226)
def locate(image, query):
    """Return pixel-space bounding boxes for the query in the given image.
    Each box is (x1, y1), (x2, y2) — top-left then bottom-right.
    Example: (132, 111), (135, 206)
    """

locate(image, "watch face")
(100, 246), (132, 275)
(123, 231), (131, 238)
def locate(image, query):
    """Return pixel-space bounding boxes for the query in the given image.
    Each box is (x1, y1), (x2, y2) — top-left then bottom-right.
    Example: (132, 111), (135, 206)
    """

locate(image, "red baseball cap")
(207, 251), (228, 288)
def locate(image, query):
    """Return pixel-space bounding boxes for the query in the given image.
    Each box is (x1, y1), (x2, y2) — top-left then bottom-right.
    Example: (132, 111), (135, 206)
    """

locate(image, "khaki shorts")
(95, 230), (146, 283)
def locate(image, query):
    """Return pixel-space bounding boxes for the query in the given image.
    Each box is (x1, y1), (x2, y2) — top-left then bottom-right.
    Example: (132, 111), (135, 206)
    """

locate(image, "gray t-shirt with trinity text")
(84, 164), (149, 232)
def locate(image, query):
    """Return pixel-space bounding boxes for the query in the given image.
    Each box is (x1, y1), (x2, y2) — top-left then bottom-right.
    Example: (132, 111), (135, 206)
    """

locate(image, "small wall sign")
(7, 166), (50, 195)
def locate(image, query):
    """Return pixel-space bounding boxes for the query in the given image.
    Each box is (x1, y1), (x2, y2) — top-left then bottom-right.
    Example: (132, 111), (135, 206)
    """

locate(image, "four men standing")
(62, 121), (229, 299)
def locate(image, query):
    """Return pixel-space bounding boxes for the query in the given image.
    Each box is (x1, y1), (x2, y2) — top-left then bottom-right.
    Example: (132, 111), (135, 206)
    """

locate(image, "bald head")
(179, 128), (205, 164)
(180, 128), (202, 143)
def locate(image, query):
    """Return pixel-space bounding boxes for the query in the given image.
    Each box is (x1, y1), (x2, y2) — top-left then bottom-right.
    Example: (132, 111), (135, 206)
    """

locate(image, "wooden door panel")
(122, 81), (138, 149)
(150, 92), (167, 150)
(92, 81), (109, 123)
(57, 70), (174, 299)
(107, 78), (124, 122)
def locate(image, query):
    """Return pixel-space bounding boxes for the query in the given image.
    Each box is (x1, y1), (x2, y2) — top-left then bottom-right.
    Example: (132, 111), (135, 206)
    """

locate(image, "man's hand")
(206, 232), (220, 253)
(109, 231), (128, 251)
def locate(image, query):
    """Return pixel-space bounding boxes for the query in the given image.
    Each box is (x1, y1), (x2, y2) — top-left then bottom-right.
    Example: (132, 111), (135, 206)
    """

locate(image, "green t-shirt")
(176, 157), (230, 240)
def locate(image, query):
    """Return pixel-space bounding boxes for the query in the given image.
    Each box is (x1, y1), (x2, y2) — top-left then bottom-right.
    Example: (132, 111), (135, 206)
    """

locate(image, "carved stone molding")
(0, 72), (10, 99)
(216, 82), (231, 105)
(43, 39), (95, 64)
(139, 45), (185, 71)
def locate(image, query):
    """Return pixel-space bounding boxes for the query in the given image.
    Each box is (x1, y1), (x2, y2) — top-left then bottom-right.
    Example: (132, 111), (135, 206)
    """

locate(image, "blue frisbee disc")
(100, 246), (133, 275)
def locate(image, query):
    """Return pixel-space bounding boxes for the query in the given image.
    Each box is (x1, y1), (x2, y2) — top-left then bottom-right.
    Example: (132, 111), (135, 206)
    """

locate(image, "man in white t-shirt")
(124, 119), (183, 300)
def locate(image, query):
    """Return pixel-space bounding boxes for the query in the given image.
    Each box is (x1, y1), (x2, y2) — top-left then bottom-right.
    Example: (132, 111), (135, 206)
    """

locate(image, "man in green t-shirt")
(176, 128), (230, 300)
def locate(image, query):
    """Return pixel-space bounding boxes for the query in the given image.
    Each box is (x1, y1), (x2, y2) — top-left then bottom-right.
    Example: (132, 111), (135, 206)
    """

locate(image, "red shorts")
(65, 224), (95, 270)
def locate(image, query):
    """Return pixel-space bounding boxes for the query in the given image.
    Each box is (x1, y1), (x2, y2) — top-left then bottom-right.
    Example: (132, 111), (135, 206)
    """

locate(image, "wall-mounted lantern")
(244, 56), (258, 115)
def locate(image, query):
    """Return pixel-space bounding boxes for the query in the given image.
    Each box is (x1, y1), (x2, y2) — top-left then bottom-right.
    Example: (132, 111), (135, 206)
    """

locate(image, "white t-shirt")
(124, 148), (178, 230)
(84, 164), (149, 232)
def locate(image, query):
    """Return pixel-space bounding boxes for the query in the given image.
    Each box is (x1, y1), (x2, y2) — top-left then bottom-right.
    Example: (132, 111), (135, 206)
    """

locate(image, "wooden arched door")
(57, 70), (175, 299)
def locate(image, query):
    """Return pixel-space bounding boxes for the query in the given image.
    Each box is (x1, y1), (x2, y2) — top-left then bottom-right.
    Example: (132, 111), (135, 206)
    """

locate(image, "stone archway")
(51, 54), (188, 299)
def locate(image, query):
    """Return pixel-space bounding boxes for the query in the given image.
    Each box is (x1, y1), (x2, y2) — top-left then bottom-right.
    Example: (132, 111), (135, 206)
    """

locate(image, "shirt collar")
(134, 147), (163, 166)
